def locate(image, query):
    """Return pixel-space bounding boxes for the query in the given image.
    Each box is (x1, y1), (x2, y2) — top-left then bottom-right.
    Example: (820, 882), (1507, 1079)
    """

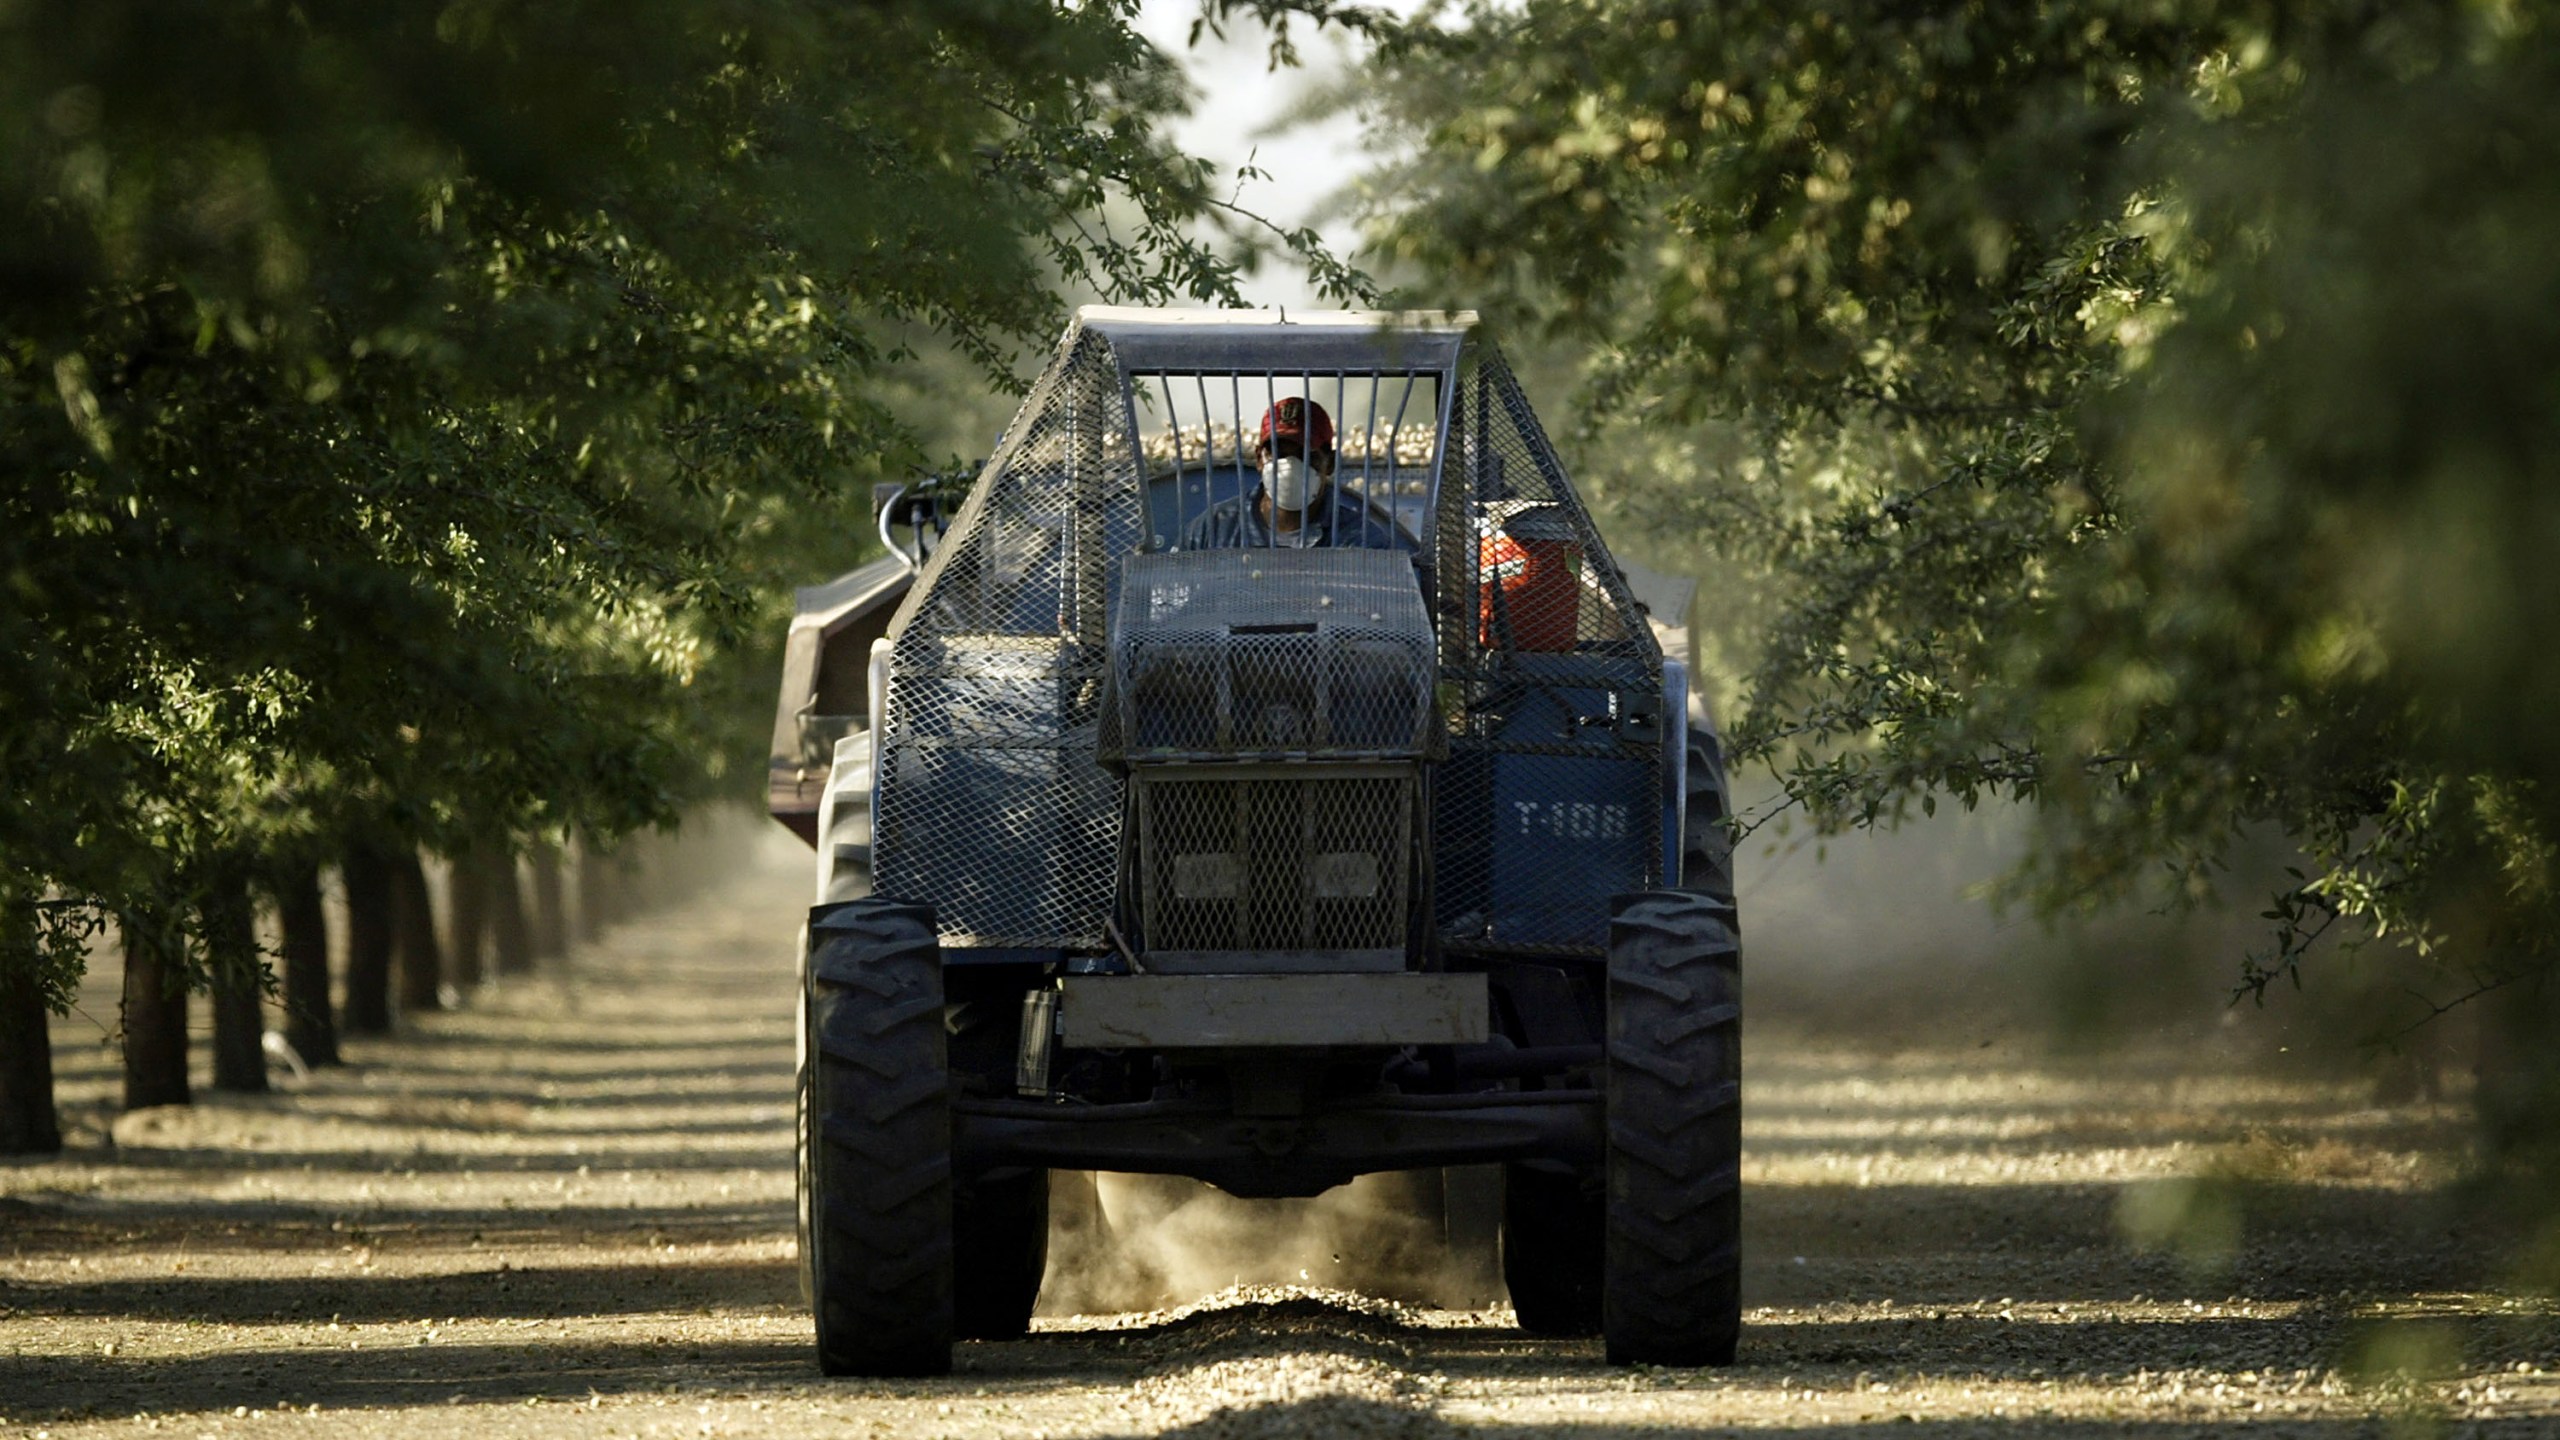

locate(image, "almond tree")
(0, 0), (1358, 1151)
(1361, 1), (2560, 1226)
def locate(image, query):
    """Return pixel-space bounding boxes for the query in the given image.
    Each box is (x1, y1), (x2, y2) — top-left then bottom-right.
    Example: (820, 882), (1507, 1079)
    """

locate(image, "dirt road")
(5, 829), (2554, 1438)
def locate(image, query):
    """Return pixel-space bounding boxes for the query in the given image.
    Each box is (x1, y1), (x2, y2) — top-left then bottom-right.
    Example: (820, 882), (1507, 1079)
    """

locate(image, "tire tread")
(801, 898), (955, 1377)
(1604, 889), (1743, 1367)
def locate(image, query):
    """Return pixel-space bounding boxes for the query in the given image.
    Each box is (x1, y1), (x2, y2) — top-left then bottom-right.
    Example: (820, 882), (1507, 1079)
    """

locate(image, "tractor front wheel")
(801, 898), (954, 1376)
(1603, 889), (1742, 1366)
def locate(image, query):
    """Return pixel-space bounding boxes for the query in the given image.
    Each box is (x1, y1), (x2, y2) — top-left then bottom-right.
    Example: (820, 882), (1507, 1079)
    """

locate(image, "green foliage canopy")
(1357, 0), (2560, 1018)
(0, 0), (1324, 1007)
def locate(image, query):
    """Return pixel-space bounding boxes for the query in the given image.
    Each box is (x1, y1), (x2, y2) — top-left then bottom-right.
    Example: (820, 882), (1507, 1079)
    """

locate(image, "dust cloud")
(1730, 784), (2418, 1062)
(1039, 1169), (1503, 1316)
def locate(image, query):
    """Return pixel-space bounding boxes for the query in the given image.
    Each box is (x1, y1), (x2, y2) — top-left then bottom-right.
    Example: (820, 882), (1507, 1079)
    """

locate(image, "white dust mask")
(1268, 456), (1315, 512)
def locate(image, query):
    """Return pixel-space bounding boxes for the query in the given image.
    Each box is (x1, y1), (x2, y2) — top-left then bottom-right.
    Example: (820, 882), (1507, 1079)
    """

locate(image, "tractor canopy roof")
(1073, 305), (1477, 375)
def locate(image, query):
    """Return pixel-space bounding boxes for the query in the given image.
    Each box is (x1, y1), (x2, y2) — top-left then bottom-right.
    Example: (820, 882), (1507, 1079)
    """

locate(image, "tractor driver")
(1178, 397), (1415, 552)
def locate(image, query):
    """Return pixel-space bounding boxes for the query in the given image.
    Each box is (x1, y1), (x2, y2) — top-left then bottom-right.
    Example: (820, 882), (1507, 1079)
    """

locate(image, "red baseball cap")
(1258, 397), (1334, 458)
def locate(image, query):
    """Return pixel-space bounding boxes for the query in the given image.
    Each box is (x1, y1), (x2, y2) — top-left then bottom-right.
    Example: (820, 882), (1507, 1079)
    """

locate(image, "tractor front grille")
(1135, 768), (1412, 971)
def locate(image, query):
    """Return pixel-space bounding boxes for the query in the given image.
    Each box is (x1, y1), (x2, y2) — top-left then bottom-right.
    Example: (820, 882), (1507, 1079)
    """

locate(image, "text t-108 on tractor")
(768, 308), (1740, 1375)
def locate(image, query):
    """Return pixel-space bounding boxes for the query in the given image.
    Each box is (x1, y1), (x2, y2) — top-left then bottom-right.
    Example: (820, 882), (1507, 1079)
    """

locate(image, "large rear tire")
(801, 898), (953, 1376)
(819, 731), (874, 905)
(1500, 1162), (1602, 1334)
(1603, 890), (1742, 1366)
(1682, 720), (1736, 904)
(954, 1167), (1048, 1339)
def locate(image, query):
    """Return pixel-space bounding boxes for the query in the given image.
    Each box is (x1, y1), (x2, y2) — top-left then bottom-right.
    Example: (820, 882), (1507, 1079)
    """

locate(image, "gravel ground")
(3, 828), (2554, 1439)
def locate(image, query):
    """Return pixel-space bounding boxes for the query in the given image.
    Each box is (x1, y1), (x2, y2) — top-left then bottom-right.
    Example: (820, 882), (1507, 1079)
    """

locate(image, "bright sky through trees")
(1135, 0), (1421, 306)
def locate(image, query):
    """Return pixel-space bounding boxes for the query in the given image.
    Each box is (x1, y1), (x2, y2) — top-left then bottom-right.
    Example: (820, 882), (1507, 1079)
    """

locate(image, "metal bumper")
(1057, 972), (1487, 1049)
(953, 1091), (1598, 1198)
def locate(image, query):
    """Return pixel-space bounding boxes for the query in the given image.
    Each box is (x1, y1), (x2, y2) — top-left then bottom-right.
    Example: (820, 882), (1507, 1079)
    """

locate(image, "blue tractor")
(774, 308), (1740, 1375)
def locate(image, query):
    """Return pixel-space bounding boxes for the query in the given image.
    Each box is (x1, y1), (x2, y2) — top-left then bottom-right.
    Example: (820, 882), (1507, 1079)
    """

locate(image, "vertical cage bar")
(1229, 372), (1248, 551)
(1386, 378), (1415, 550)
(1155, 373), (1186, 549)
(1194, 374), (1218, 550)
(1303, 363), (1317, 548)
(1363, 371), (1385, 548)
(1258, 370), (1275, 549)
(1331, 366), (1351, 545)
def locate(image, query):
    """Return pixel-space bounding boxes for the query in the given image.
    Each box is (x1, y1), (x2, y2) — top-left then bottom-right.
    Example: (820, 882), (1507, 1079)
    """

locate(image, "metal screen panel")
(1106, 549), (1436, 763)
(1432, 348), (1667, 956)
(874, 311), (1659, 959)
(1107, 549), (1433, 967)
(1134, 768), (1413, 960)
(876, 325), (1142, 949)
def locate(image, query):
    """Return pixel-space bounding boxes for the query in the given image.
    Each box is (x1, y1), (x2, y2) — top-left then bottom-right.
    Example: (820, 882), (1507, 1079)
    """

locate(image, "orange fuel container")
(1478, 509), (1581, 652)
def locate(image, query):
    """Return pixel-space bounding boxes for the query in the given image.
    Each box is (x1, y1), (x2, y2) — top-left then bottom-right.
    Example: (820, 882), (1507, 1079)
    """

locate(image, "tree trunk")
(490, 852), (535, 977)
(582, 841), (631, 931)
(205, 874), (266, 1094)
(528, 843), (568, 960)
(392, 849), (444, 1013)
(341, 843), (396, 1035)
(0, 972), (62, 1154)
(274, 861), (339, 1067)
(574, 835), (608, 937)
(120, 909), (190, 1110)
(446, 848), (490, 991)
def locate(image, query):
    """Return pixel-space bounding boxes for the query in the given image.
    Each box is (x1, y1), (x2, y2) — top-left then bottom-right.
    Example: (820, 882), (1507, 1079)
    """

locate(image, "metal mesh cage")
(1104, 549), (1436, 764)
(1123, 371), (1442, 553)
(1134, 768), (1413, 968)
(1431, 348), (1666, 955)
(875, 325), (1140, 949)
(875, 312), (1663, 958)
